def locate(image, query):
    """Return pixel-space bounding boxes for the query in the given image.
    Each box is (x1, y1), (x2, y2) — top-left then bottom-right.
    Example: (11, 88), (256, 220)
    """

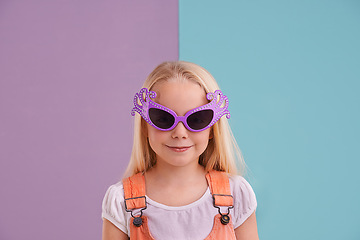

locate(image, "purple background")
(0, 1), (178, 239)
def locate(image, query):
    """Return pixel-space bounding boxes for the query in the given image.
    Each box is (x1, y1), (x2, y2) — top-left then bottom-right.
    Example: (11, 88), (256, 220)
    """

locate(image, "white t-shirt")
(102, 174), (257, 240)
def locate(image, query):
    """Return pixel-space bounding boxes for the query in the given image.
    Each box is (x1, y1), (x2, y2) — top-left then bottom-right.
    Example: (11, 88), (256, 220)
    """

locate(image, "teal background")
(180, 0), (360, 239)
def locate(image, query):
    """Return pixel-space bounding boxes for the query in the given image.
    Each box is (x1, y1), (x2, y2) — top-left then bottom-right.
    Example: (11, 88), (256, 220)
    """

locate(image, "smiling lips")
(167, 145), (192, 152)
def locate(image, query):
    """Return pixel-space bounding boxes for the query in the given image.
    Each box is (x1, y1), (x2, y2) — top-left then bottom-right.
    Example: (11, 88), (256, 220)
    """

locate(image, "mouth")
(166, 145), (192, 152)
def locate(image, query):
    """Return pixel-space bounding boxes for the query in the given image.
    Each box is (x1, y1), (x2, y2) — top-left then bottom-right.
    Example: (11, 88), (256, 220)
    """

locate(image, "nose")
(171, 121), (189, 139)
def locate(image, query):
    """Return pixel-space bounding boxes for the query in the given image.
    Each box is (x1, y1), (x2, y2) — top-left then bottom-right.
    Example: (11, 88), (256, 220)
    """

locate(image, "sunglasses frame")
(131, 88), (230, 132)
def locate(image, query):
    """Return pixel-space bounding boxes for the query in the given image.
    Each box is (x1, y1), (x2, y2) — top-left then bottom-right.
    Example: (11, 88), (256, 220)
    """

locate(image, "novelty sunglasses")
(131, 88), (230, 132)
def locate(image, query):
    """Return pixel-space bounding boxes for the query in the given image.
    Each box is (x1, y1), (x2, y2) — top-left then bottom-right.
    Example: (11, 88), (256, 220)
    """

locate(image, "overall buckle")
(124, 196), (147, 227)
(212, 194), (234, 225)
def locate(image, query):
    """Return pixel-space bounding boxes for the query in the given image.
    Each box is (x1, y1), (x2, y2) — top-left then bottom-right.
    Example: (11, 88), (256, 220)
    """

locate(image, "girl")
(102, 61), (259, 240)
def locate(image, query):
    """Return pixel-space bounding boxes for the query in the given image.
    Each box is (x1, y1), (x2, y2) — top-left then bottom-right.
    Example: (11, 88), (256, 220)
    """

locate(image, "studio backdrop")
(1, 1), (359, 239)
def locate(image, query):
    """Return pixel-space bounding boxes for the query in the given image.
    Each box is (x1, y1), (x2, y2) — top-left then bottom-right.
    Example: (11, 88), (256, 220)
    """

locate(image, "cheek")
(193, 130), (211, 145)
(147, 127), (166, 146)
(147, 130), (161, 154)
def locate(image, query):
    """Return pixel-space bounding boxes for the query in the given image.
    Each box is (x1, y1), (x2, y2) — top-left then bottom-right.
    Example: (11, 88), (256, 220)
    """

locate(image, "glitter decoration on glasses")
(131, 88), (230, 132)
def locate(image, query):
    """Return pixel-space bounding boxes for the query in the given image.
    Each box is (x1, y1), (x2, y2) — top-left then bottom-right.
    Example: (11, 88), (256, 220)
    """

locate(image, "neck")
(144, 161), (209, 207)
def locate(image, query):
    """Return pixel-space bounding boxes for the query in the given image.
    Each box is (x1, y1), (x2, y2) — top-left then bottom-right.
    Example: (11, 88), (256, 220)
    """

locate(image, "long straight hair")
(124, 61), (244, 177)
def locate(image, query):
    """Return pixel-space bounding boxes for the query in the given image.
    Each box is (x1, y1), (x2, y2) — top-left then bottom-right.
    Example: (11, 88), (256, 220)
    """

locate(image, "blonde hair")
(124, 61), (244, 177)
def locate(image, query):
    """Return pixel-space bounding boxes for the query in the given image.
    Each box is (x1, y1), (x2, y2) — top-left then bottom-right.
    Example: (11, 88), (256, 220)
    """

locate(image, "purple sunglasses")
(131, 88), (230, 132)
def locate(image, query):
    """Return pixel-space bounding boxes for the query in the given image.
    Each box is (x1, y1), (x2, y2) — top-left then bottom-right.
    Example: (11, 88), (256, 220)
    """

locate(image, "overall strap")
(123, 173), (147, 210)
(123, 174), (155, 239)
(206, 170), (233, 207)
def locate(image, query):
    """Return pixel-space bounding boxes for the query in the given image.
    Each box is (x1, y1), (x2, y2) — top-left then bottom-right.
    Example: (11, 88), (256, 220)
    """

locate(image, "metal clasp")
(212, 193), (234, 225)
(124, 196), (147, 219)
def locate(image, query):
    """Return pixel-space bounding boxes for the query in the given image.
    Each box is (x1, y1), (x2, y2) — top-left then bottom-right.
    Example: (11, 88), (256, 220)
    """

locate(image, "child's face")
(147, 80), (211, 169)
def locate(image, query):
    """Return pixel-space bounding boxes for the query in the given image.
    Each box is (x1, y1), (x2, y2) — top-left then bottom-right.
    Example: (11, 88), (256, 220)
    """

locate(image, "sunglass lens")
(187, 110), (213, 130)
(149, 108), (175, 130)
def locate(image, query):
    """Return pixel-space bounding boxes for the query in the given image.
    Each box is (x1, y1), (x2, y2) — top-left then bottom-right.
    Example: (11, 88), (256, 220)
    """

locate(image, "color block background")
(180, 0), (360, 239)
(1, 0), (360, 239)
(0, 1), (177, 239)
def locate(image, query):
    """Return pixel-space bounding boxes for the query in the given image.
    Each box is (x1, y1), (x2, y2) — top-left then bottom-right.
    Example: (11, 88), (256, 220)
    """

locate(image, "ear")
(209, 127), (214, 139)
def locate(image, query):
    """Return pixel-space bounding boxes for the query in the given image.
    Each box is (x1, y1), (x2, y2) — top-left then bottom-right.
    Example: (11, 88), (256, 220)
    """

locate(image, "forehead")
(151, 80), (208, 113)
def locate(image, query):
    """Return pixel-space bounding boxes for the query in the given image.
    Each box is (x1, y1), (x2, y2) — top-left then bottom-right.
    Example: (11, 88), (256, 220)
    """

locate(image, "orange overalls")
(123, 170), (236, 240)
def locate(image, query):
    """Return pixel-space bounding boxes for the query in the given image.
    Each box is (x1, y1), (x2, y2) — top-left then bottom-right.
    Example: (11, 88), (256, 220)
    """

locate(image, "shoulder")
(102, 181), (125, 207)
(101, 181), (128, 235)
(228, 175), (256, 198)
(228, 174), (257, 228)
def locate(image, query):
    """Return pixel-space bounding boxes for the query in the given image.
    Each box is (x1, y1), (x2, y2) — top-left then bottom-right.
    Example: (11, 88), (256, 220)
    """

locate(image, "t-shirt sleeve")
(101, 182), (128, 235)
(230, 175), (257, 229)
